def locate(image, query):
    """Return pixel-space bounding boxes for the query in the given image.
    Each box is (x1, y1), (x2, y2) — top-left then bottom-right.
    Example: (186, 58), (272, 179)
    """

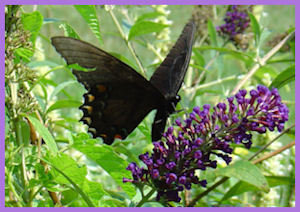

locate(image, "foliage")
(5, 5), (295, 207)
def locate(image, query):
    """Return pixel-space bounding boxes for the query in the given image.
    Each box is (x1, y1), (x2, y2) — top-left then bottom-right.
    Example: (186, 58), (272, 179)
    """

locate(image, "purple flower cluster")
(216, 5), (250, 41)
(123, 85), (289, 203)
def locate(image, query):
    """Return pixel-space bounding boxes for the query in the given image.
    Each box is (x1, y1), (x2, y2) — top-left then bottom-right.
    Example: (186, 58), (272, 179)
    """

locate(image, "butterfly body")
(51, 20), (195, 144)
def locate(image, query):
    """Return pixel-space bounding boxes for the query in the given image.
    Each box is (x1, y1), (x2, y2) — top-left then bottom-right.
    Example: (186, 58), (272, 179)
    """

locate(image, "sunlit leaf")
(73, 143), (136, 198)
(269, 64), (295, 89)
(128, 21), (168, 40)
(74, 5), (102, 45)
(21, 11), (43, 44)
(215, 160), (269, 192)
(46, 100), (82, 114)
(26, 115), (58, 155)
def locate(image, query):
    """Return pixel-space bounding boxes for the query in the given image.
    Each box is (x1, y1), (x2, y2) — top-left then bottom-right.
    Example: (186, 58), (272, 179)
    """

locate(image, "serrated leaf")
(74, 5), (102, 45)
(59, 22), (80, 39)
(14, 47), (34, 62)
(49, 80), (77, 101)
(207, 20), (218, 47)
(21, 11), (43, 44)
(128, 21), (168, 41)
(73, 143), (136, 198)
(216, 160), (269, 192)
(46, 100), (82, 114)
(249, 13), (261, 46)
(269, 65), (295, 89)
(26, 115), (58, 155)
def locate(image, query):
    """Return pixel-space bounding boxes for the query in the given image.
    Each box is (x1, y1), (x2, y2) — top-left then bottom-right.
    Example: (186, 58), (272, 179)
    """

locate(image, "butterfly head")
(166, 95), (181, 115)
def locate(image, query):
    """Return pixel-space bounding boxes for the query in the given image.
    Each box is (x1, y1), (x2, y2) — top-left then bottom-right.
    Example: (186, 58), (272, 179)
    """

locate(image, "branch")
(231, 30), (295, 95)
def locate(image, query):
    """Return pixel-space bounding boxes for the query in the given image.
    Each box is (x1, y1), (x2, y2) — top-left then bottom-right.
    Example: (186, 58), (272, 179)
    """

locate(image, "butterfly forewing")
(150, 20), (196, 141)
(150, 20), (196, 99)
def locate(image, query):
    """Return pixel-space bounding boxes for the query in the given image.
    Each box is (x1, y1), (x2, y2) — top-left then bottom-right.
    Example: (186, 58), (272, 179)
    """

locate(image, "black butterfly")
(51, 20), (195, 144)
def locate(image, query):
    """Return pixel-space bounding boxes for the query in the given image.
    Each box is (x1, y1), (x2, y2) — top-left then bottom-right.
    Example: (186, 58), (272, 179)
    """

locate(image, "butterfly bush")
(123, 85), (289, 203)
(216, 5), (250, 41)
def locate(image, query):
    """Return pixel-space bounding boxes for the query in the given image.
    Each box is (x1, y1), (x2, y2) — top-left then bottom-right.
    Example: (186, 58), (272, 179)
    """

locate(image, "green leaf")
(16, 119), (30, 146)
(266, 175), (294, 187)
(73, 143), (136, 198)
(109, 52), (138, 70)
(221, 175), (293, 202)
(68, 63), (96, 72)
(136, 11), (164, 23)
(5, 107), (10, 137)
(269, 64), (295, 89)
(14, 47), (34, 62)
(21, 11), (43, 44)
(74, 5), (102, 45)
(44, 154), (97, 207)
(61, 189), (79, 206)
(128, 21), (169, 41)
(49, 80), (77, 101)
(289, 40), (295, 58)
(99, 198), (127, 207)
(26, 115), (58, 155)
(207, 20), (218, 47)
(59, 22), (80, 39)
(46, 100), (82, 114)
(254, 66), (278, 84)
(27, 60), (60, 69)
(82, 180), (108, 206)
(195, 46), (254, 64)
(215, 160), (269, 192)
(249, 13), (261, 46)
(192, 48), (205, 67)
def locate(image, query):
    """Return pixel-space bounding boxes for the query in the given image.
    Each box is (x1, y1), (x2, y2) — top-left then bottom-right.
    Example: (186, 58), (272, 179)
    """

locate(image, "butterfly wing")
(51, 37), (164, 144)
(150, 20), (196, 99)
(150, 20), (196, 141)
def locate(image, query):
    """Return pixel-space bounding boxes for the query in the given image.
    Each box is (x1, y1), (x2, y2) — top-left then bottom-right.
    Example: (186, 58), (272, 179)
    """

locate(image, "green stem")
(136, 188), (156, 207)
(108, 8), (146, 77)
(231, 30), (295, 95)
(184, 74), (237, 92)
(248, 124), (295, 161)
(6, 167), (23, 207)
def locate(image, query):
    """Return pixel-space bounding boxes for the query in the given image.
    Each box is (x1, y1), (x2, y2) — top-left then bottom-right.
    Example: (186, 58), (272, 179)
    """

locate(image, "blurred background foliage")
(5, 5), (295, 207)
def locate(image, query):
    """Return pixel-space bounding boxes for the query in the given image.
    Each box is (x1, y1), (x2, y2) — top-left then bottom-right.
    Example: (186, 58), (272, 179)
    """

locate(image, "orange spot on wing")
(82, 117), (92, 125)
(87, 94), (95, 102)
(83, 105), (93, 114)
(100, 134), (107, 138)
(97, 85), (107, 93)
(114, 134), (123, 139)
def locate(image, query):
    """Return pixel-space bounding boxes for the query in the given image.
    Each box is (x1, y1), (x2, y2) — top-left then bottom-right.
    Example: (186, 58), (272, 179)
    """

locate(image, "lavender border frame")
(1, 0), (297, 210)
